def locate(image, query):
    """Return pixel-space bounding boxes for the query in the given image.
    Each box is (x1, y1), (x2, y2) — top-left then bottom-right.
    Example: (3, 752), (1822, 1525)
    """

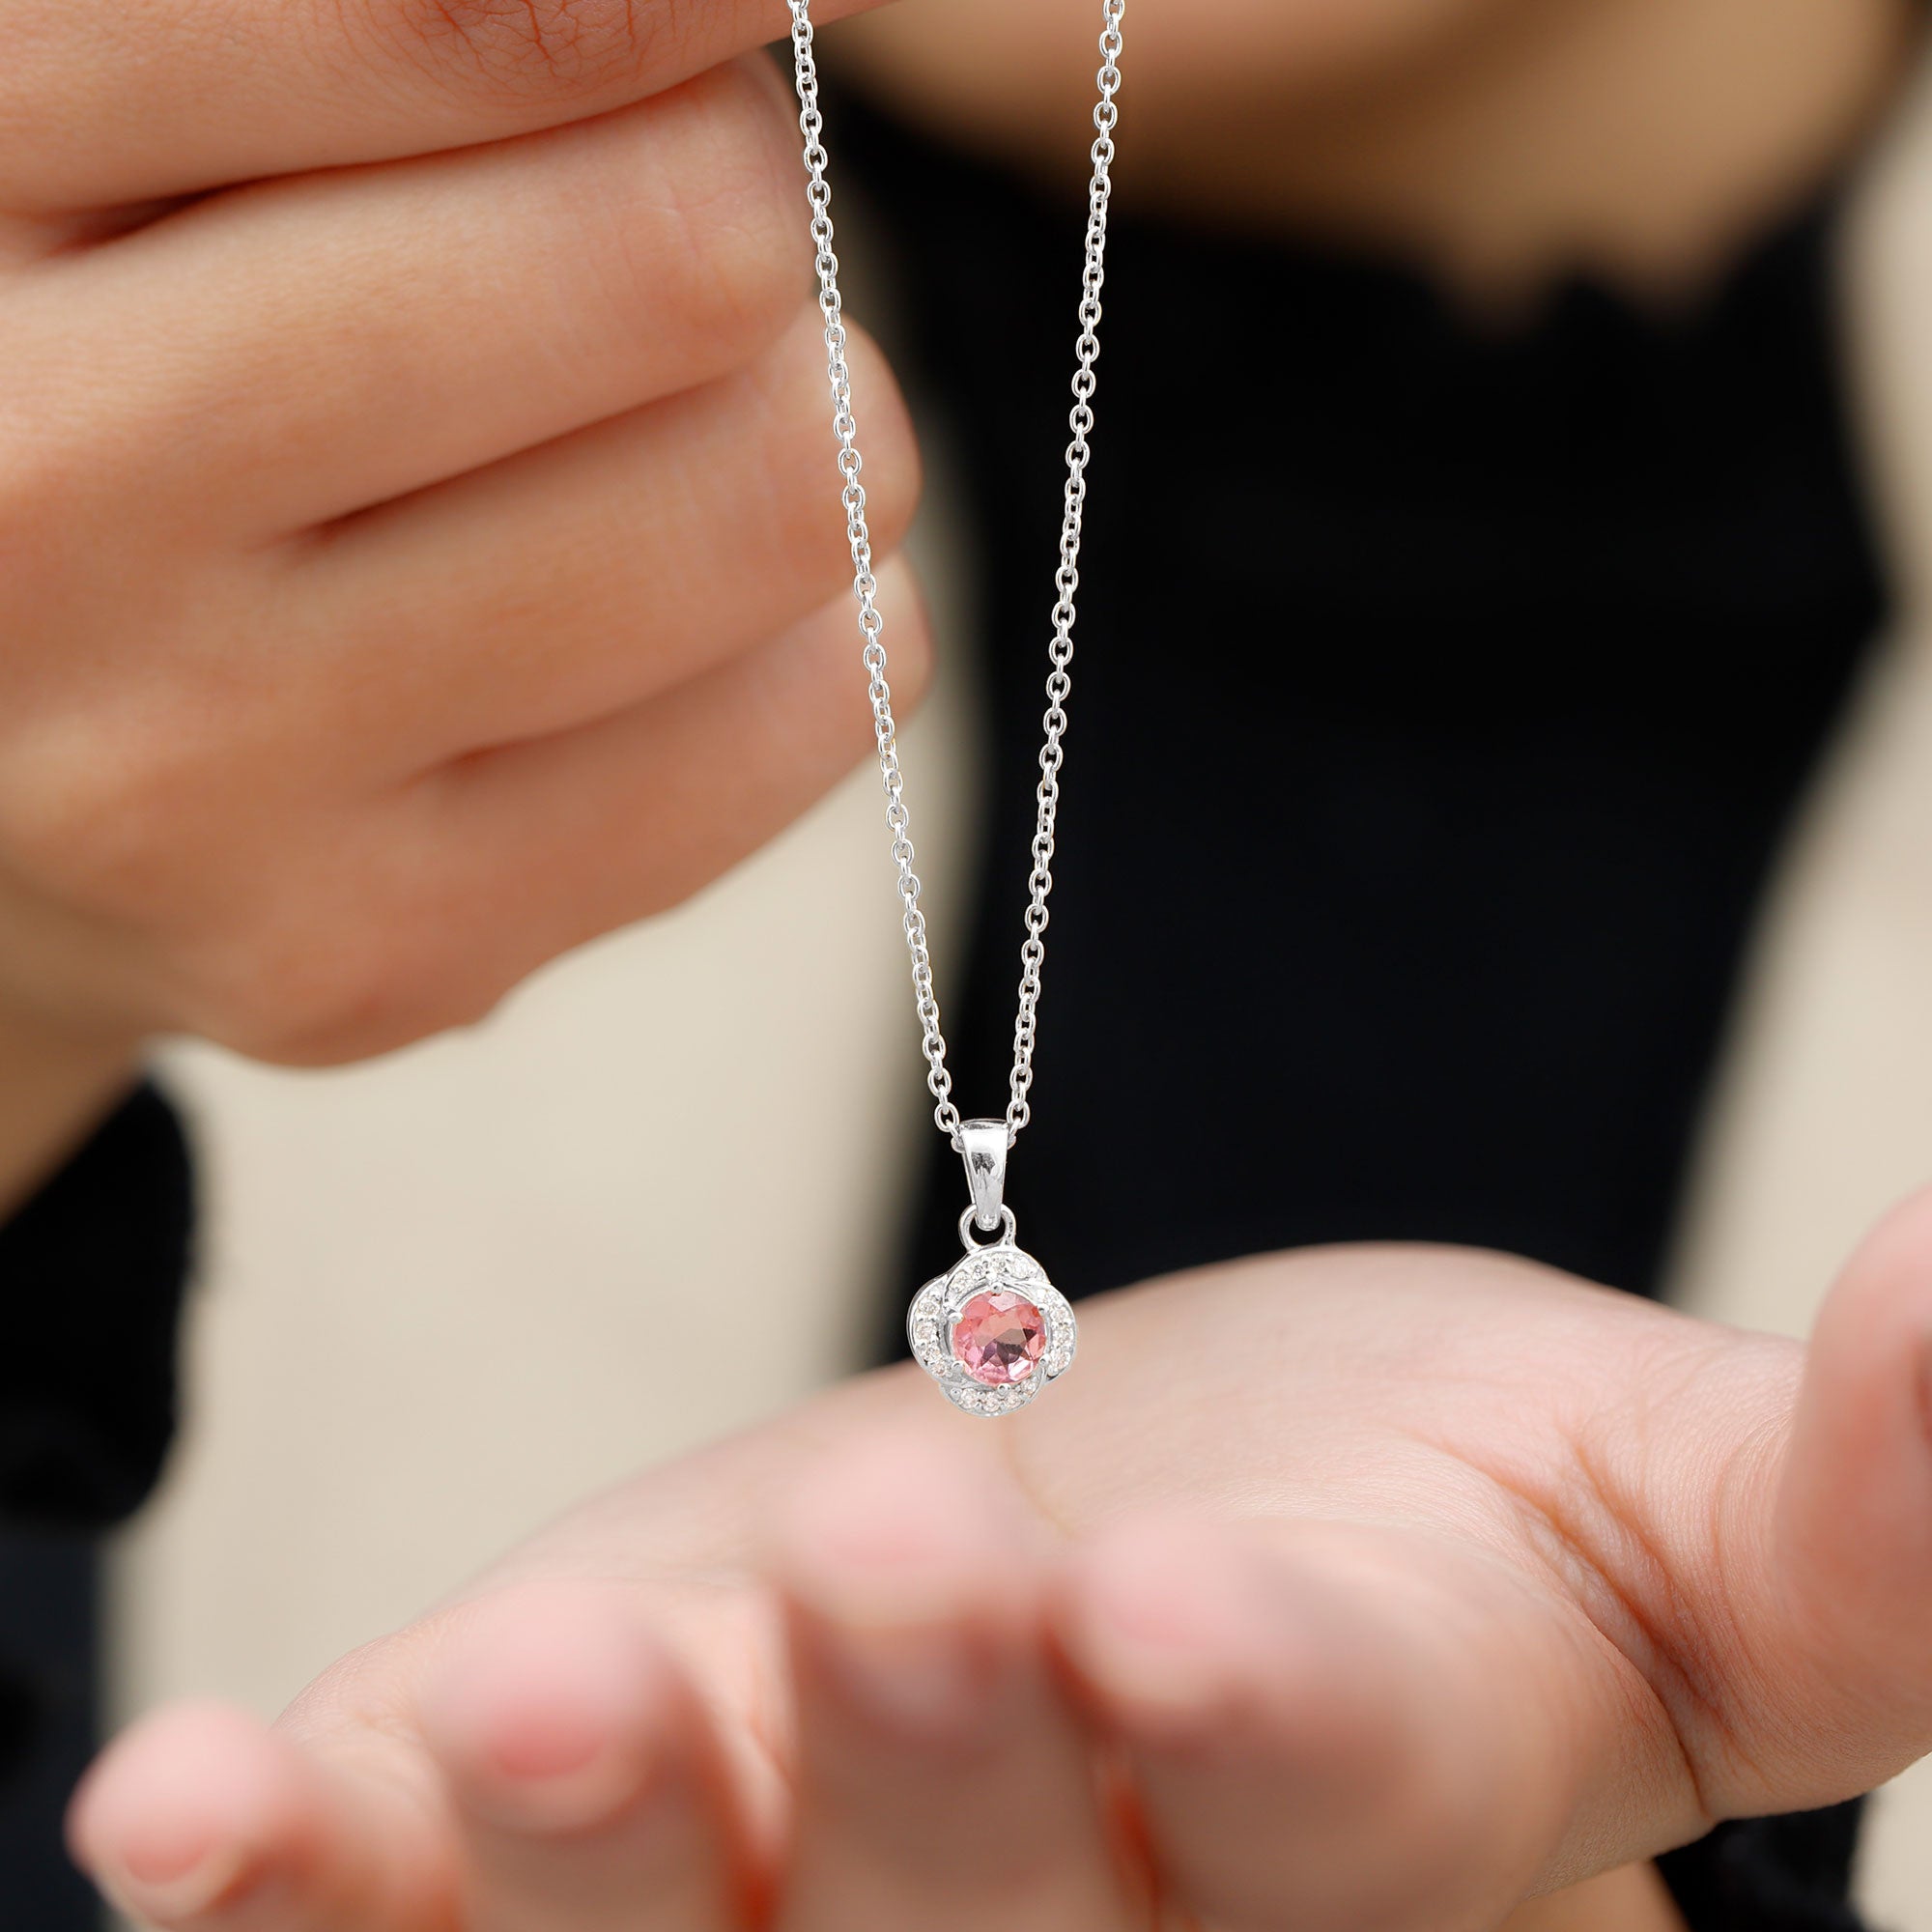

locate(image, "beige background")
(110, 56), (1932, 1930)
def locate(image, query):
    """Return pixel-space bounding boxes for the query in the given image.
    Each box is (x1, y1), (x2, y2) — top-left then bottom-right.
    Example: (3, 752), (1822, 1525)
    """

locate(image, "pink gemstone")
(952, 1290), (1046, 1386)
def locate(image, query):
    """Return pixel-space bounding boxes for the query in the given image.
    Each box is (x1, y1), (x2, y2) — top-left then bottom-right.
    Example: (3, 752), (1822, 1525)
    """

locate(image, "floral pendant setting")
(908, 1208), (1078, 1418)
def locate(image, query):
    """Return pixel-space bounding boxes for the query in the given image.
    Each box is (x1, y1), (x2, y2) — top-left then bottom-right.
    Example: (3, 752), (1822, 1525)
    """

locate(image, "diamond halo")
(908, 1241), (1077, 1417)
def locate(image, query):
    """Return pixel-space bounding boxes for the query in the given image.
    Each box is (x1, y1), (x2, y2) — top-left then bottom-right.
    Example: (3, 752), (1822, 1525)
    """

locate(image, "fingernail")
(429, 1681), (654, 1834)
(811, 1608), (990, 1736)
(475, 1744), (650, 1834)
(465, 1703), (657, 1834)
(420, 1590), (675, 1836)
(1064, 1529), (1264, 1734)
(485, 1699), (610, 1783)
(776, 1435), (1031, 1738)
(100, 1842), (249, 1923)
(787, 1514), (1003, 1736)
(792, 1530), (997, 1747)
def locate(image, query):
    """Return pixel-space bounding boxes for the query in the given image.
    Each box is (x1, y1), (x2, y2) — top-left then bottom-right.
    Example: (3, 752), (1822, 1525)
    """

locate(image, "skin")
(0, 0), (923, 1214)
(5, 0), (1920, 1921)
(69, 1187), (1932, 1930)
(831, 0), (1917, 300)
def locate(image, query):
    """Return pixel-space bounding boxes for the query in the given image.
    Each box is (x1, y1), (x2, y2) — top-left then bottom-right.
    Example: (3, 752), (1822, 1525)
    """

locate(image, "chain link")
(788, 0), (1124, 1149)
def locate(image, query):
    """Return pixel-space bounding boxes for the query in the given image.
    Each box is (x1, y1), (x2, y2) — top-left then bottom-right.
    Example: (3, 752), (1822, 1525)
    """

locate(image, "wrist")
(0, 992), (141, 1220)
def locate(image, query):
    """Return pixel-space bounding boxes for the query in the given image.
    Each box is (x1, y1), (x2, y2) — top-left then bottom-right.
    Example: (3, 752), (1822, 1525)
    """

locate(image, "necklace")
(787, 0), (1124, 1416)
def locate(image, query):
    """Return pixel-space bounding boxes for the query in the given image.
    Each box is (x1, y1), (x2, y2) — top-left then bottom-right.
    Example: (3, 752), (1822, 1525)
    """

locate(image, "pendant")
(907, 1119), (1077, 1416)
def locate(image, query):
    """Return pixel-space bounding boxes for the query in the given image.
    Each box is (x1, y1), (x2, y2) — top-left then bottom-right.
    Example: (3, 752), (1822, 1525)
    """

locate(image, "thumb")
(1738, 1184), (1932, 1809)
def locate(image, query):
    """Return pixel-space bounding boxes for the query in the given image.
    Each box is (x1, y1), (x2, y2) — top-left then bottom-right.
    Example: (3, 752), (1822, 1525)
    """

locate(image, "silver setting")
(957, 1203), (1017, 1248)
(958, 1118), (1010, 1234)
(907, 1224), (1078, 1419)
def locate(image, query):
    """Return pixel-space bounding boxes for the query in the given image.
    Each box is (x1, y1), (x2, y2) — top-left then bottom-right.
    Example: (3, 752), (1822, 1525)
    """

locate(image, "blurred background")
(101, 5), (1932, 1925)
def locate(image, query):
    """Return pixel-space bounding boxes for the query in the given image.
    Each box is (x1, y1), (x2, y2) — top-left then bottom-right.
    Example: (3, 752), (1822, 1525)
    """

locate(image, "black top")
(859, 102), (1885, 1308)
(831, 85), (1883, 1932)
(0, 1086), (190, 1529)
(0, 1084), (191, 1926)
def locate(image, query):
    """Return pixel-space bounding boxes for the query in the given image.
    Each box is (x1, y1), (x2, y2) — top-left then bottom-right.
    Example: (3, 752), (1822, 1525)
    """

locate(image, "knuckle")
(762, 311), (923, 600)
(208, 917), (422, 1065)
(0, 409), (94, 574)
(225, 942), (375, 1065)
(876, 556), (933, 706)
(838, 325), (923, 553)
(641, 57), (809, 357)
(206, 887), (508, 1066)
(374, 0), (667, 104)
(0, 721), (200, 908)
(210, 891), (364, 1059)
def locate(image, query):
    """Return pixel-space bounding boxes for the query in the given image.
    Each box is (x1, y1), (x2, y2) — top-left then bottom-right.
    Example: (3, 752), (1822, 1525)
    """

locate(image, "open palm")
(72, 1194), (1932, 1931)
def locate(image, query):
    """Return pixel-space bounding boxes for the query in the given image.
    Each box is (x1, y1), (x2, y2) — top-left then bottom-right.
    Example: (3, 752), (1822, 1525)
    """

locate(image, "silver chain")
(788, 0), (1125, 1150)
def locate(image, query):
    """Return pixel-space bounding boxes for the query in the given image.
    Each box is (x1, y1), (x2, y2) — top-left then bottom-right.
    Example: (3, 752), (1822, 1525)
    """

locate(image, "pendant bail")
(958, 1118), (1009, 1234)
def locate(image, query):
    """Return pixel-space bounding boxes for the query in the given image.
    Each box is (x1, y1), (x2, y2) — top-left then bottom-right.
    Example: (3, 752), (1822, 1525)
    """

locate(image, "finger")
(441, 548), (929, 949)
(67, 1700), (450, 1931)
(26, 59), (809, 538)
(418, 1583), (749, 1931)
(768, 1429), (1139, 1932)
(1732, 1184), (1932, 1805)
(1053, 1519), (1677, 1932)
(1, 0), (883, 213)
(219, 555), (929, 1063)
(292, 310), (919, 765)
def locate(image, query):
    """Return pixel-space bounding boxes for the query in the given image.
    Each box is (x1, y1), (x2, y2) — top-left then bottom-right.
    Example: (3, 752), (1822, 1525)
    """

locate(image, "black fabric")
(1658, 1804), (1869, 1932)
(828, 85), (1886, 1931)
(0, 1081), (193, 1932)
(0, 1081), (193, 1528)
(0, 1533), (103, 1930)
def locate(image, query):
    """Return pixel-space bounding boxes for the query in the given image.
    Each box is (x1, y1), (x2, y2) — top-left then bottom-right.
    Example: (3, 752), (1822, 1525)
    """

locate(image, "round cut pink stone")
(952, 1289), (1046, 1386)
